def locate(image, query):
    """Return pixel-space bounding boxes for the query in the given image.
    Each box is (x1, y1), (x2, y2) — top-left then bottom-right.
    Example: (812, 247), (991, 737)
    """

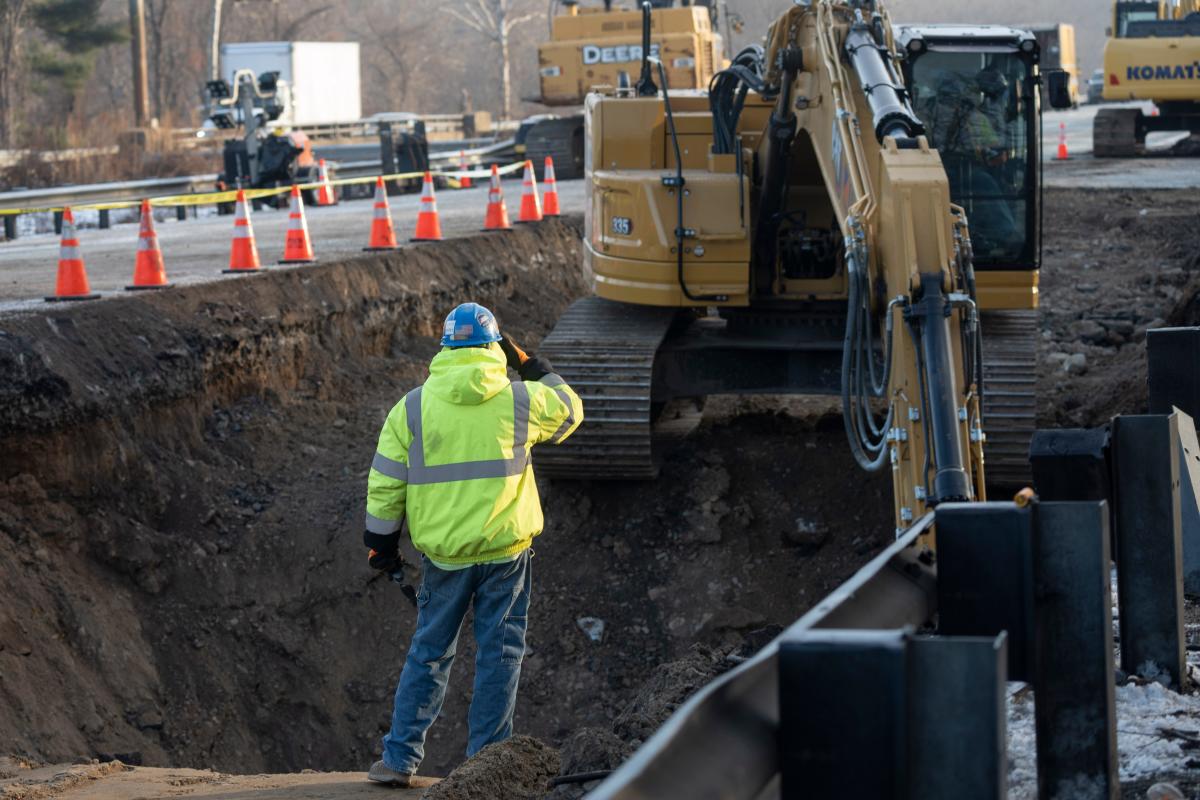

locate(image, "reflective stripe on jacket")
(365, 343), (583, 565)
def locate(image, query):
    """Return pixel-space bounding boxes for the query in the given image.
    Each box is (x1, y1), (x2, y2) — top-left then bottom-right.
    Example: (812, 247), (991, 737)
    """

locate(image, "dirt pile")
(423, 736), (559, 800)
(546, 643), (739, 799)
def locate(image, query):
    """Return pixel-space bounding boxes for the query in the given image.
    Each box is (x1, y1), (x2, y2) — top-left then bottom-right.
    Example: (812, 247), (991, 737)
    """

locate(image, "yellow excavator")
(524, 1), (731, 178)
(536, 0), (1060, 534)
(1095, 0), (1200, 155)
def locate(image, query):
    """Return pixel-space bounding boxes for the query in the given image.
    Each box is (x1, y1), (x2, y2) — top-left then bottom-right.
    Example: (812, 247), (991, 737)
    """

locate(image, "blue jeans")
(381, 550), (531, 774)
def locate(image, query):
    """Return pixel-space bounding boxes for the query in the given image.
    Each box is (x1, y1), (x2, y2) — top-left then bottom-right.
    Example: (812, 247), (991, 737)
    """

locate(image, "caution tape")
(0, 159), (531, 216)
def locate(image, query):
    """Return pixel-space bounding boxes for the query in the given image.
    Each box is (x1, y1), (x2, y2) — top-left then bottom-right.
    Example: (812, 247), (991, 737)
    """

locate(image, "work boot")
(367, 760), (412, 787)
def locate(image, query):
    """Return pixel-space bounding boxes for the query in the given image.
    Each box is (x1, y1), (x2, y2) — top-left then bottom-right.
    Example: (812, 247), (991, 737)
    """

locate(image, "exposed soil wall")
(0, 221), (589, 769)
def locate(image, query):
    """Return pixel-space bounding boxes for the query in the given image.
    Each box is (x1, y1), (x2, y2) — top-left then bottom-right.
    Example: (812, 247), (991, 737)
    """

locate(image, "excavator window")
(909, 51), (1035, 268)
(1114, 2), (1162, 37)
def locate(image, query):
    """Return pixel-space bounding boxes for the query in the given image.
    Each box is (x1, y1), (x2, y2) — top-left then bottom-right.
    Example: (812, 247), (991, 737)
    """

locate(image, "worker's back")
(367, 342), (583, 567)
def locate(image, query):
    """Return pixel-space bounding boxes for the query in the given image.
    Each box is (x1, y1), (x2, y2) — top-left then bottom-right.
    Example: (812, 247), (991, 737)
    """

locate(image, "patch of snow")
(1008, 681), (1200, 798)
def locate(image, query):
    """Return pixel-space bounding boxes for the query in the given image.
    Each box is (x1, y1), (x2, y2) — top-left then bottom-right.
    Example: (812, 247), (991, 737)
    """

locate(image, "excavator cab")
(1113, 1), (1166, 36)
(898, 27), (1042, 273)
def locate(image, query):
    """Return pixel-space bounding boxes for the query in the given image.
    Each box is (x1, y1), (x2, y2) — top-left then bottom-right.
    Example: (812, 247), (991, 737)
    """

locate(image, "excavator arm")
(768, 0), (985, 534)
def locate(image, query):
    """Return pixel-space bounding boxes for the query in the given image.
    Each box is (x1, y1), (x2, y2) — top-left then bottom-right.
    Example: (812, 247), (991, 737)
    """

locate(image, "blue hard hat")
(440, 302), (502, 347)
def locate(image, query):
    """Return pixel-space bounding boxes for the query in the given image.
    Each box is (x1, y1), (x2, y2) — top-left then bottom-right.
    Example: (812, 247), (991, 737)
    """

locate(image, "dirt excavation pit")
(0, 215), (893, 780)
(1, 187), (1199, 794)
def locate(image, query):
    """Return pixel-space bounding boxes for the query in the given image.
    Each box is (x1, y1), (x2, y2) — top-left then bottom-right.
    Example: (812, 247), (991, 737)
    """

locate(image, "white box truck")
(219, 41), (361, 126)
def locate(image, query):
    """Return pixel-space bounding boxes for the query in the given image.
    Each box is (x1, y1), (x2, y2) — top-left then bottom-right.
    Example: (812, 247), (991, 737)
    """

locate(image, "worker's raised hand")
(499, 333), (530, 370)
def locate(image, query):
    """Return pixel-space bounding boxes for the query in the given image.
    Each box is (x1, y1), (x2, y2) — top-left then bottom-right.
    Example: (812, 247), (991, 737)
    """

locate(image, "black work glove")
(368, 547), (404, 573)
(517, 355), (555, 382)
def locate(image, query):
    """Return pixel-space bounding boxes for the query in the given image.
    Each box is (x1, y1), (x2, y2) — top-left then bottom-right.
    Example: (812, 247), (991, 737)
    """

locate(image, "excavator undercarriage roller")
(979, 309), (1038, 488)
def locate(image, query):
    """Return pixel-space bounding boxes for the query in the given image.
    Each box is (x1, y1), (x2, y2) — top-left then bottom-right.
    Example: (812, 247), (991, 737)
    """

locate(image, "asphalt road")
(0, 179), (584, 311)
(2, 103), (1195, 308)
(1042, 103), (1199, 189)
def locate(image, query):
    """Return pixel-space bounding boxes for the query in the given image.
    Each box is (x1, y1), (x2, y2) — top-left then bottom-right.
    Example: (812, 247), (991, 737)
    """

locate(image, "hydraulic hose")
(840, 249), (895, 472)
(708, 45), (768, 155)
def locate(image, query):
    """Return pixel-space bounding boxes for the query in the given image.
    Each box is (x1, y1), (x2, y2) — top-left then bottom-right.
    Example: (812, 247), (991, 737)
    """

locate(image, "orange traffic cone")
(126, 199), (170, 290)
(516, 160), (542, 223)
(459, 151), (472, 189)
(482, 164), (512, 232)
(224, 189), (261, 273)
(279, 185), (316, 263)
(542, 156), (561, 217)
(364, 176), (399, 250)
(411, 171), (443, 241)
(316, 159), (337, 206)
(46, 206), (99, 302)
(1056, 122), (1069, 160)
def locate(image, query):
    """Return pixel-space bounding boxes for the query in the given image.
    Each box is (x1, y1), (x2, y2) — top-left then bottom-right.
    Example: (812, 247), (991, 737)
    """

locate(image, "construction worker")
(921, 72), (1020, 255)
(363, 302), (584, 787)
(923, 72), (1007, 165)
(975, 67), (1014, 146)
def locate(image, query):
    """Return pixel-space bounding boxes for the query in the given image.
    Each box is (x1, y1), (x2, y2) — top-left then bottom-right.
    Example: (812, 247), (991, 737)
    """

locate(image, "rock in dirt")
(422, 735), (560, 800)
(785, 516), (828, 549)
(1070, 319), (1107, 345)
(1063, 352), (1087, 374)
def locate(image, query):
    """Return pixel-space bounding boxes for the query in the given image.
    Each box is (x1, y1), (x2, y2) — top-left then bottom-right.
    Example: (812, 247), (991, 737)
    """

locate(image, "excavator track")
(523, 116), (585, 180)
(536, 296), (679, 479)
(980, 309), (1038, 489)
(1093, 107), (1144, 158)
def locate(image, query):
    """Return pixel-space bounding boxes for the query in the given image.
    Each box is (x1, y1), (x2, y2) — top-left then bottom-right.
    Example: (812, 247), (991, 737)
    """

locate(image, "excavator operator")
(922, 72), (1020, 256)
(361, 302), (583, 787)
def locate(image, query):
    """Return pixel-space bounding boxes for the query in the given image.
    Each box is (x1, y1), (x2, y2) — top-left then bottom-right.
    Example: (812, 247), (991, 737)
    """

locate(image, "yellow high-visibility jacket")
(365, 343), (583, 565)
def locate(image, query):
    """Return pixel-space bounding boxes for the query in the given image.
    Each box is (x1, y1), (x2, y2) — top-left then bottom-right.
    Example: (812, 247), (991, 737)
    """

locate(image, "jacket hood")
(425, 344), (510, 405)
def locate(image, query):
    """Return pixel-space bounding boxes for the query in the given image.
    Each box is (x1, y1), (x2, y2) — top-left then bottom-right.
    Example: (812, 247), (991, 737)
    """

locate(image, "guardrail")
(0, 173), (219, 214)
(0, 134), (527, 240)
(0, 173), (221, 239)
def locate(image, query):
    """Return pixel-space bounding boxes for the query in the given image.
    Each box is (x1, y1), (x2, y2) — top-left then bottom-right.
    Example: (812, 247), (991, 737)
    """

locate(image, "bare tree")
(447, 0), (541, 119)
(0, 0), (29, 147)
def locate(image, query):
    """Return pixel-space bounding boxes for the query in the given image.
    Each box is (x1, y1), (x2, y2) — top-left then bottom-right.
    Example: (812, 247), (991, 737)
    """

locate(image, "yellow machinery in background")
(538, 0), (1008, 536)
(1029, 24), (1081, 107)
(523, 1), (731, 178)
(1095, 0), (1200, 155)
